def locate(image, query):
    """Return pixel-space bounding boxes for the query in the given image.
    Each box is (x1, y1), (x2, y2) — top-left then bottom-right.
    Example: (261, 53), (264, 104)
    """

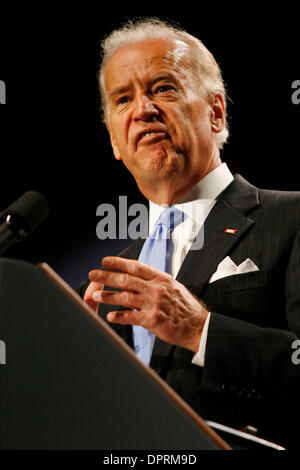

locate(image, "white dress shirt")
(148, 163), (234, 366)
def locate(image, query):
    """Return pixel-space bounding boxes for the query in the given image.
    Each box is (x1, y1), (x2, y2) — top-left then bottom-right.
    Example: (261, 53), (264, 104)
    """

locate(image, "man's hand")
(87, 256), (209, 353)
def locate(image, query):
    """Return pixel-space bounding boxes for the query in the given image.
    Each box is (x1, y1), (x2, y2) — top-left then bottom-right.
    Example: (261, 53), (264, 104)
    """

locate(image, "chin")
(148, 147), (183, 172)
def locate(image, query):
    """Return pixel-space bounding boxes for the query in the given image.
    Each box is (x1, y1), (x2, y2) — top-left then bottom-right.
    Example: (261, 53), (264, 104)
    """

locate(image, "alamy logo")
(291, 339), (300, 365)
(0, 339), (6, 364)
(0, 80), (6, 104)
(291, 80), (300, 105)
(96, 196), (205, 250)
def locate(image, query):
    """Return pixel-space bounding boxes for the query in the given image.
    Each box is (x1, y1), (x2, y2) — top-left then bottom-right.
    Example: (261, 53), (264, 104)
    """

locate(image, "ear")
(107, 124), (122, 161)
(209, 93), (226, 134)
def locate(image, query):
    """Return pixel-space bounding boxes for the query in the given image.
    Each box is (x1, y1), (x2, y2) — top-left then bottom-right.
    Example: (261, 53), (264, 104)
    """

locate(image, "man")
(81, 18), (300, 448)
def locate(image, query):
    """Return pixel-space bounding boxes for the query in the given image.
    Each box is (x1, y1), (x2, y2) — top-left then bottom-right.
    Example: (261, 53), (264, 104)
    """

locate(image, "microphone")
(0, 191), (49, 254)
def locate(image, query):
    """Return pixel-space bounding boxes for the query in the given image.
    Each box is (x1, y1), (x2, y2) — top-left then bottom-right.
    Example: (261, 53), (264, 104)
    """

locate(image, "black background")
(0, 10), (299, 288)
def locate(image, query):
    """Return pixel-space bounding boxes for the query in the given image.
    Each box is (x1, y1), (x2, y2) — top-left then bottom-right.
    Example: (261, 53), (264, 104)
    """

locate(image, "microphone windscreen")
(3, 191), (49, 235)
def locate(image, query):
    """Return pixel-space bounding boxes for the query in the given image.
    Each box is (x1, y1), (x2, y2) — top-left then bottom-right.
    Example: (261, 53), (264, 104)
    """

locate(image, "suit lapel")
(176, 174), (260, 295)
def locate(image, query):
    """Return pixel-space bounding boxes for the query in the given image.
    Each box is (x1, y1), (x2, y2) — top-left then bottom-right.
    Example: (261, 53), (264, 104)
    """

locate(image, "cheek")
(167, 106), (190, 141)
(173, 103), (212, 159)
(186, 102), (212, 139)
(110, 117), (129, 150)
(169, 105), (201, 149)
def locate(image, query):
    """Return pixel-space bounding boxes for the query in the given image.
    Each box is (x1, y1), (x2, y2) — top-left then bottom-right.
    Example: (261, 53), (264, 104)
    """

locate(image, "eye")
(118, 96), (130, 105)
(156, 85), (174, 93)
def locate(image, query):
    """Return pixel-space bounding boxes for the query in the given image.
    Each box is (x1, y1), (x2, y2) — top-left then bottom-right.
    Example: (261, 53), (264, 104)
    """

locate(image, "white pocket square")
(208, 256), (259, 284)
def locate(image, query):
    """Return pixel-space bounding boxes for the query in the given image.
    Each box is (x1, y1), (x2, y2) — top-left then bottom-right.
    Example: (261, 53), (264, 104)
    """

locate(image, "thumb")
(83, 281), (104, 313)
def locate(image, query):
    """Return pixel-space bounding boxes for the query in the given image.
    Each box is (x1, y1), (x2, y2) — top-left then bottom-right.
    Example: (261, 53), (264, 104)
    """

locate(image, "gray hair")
(98, 18), (229, 149)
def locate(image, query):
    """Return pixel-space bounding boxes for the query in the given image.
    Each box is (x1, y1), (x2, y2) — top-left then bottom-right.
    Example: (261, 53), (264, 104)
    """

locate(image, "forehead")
(105, 38), (192, 90)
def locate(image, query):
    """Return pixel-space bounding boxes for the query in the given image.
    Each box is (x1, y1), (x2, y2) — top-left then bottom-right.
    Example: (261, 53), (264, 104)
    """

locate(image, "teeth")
(142, 131), (159, 138)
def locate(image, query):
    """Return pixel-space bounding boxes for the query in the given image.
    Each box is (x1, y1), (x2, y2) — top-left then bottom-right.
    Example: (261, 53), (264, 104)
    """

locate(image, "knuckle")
(157, 271), (170, 283)
(131, 262), (139, 275)
(122, 290), (132, 304)
(120, 273), (130, 289)
(154, 288), (163, 302)
(152, 287), (161, 302)
(163, 271), (172, 281)
(154, 284), (167, 300)
(92, 280), (102, 289)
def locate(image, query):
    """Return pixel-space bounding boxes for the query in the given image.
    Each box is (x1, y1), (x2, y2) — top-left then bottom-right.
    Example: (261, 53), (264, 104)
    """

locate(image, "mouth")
(137, 129), (171, 147)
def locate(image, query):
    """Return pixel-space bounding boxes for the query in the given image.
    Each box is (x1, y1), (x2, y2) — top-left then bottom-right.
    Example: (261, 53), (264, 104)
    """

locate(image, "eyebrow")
(151, 73), (178, 84)
(109, 85), (131, 98)
(109, 73), (178, 98)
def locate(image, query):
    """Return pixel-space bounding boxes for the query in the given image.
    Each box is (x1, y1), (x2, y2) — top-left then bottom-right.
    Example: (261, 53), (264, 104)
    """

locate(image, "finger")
(101, 256), (162, 281)
(106, 310), (142, 325)
(84, 296), (99, 312)
(89, 269), (147, 293)
(83, 281), (103, 312)
(95, 289), (144, 309)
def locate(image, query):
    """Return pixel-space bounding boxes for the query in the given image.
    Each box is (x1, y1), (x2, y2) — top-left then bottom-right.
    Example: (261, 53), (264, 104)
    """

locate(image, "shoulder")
(230, 173), (300, 212)
(248, 182), (300, 239)
(257, 186), (300, 229)
(258, 186), (300, 207)
(224, 174), (300, 237)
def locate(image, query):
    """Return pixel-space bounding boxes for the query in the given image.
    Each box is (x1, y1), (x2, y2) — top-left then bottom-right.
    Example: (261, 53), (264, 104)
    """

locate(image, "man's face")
(104, 38), (222, 202)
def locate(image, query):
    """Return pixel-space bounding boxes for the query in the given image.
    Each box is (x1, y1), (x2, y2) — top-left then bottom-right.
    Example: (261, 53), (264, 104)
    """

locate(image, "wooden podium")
(0, 258), (230, 450)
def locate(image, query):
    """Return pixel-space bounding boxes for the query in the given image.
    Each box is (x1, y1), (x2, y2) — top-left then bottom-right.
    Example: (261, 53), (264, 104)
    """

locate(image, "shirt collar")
(149, 163), (234, 231)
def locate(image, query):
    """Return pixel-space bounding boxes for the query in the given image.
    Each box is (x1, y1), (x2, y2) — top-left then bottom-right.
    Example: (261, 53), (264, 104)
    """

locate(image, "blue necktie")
(132, 206), (185, 366)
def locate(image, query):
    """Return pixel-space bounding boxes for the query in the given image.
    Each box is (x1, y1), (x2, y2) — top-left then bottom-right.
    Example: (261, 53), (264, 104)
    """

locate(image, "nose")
(132, 94), (159, 121)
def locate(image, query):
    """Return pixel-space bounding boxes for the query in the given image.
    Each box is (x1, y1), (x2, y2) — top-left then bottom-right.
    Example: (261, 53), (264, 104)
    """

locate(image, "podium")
(0, 258), (230, 450)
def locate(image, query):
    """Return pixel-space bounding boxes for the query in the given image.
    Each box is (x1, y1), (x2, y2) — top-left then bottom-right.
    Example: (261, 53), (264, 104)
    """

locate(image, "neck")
(139, 157), (222, 205)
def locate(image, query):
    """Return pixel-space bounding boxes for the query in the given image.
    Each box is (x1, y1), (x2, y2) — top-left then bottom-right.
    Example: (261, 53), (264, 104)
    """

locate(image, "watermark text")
(291, 80), (300, 105)
(96, 196), (204, 250)
(0, 339), (6, 364)
(291, 339), (300, 365)
(0, 80), (6, 104)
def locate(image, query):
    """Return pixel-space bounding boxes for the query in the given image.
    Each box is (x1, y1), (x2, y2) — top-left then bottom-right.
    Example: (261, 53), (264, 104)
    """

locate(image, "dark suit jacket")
(79, 174), (300, 448)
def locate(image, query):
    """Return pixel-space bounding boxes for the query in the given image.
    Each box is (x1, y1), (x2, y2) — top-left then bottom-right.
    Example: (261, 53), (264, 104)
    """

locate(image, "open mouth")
(138, 130), (170, 146)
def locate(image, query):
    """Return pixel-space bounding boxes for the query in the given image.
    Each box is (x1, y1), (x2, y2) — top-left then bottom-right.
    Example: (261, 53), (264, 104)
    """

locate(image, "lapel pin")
(224, 228), (238, 234)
